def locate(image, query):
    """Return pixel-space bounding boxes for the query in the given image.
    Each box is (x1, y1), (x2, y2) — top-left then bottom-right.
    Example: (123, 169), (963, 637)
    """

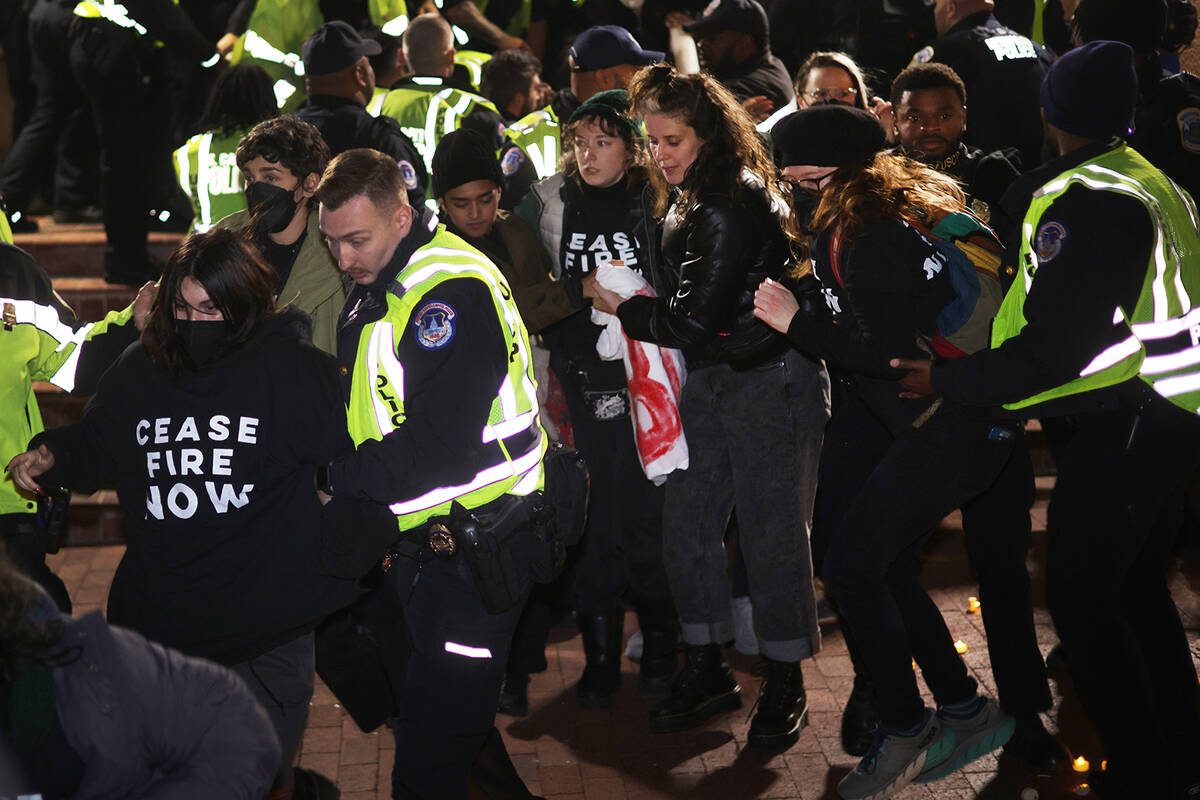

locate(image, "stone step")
(52, 277), (138, 321)
(13, 217), (183, 279)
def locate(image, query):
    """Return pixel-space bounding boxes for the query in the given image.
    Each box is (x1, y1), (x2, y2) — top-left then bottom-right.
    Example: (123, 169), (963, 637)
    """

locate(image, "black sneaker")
(841, 673), (879, 757)
(648, 643), (741, 733)
(747, 658), (808, 751)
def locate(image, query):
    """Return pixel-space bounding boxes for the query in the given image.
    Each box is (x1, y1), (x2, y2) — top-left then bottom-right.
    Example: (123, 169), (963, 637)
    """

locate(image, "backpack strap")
(827, 225), (848, 289)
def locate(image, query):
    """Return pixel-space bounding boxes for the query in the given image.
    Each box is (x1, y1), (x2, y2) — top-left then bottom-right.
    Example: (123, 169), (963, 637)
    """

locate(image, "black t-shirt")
(259, 227), (306, 294)
(714, 51), (795, 109)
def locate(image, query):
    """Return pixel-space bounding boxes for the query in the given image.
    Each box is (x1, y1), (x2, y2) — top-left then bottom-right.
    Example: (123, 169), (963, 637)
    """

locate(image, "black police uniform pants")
(0, 0), (92, 214)
(388, 536), (531, 800)
(821, 400), (1018, 731)
(1044, 396), (1200, 797)
(1, 512), (70, 613)
(814, 391), (1052, 721)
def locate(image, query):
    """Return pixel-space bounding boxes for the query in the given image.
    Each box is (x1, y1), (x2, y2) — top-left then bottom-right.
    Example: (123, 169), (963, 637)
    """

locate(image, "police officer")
(1072, 0), (1200, 205)
(68, 0), (220, 284)
(295, 21), (428, 211)
(913, 0), (1052, 170)
(380, 13), (536, 207)
(506, 25), (662, 182)
(315, 148), (545, 799)
(173, 63), (277, 233)
(888, 62), (1020, 228)
(229, 0), (321, 111)
(1, 243), (154, 610)
(682, 0), (794, 118)
(895, 41), (1200, 799)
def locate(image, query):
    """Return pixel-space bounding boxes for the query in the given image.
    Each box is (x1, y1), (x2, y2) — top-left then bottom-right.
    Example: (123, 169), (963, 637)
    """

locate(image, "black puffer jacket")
(617, 180), (792, 369)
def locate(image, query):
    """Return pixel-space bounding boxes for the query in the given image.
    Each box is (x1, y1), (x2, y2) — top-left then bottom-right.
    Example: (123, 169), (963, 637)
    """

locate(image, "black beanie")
(431, 129), (505, 199)
(770, 105), (886, 168)
(566, 88), (641, 140)
(1040, 40), (1138, 141)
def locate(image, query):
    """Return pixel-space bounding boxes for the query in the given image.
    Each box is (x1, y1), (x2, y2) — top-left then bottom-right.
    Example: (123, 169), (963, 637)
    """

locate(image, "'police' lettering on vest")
(985, 35), (1037, 61)
(135, 415), (259, 520)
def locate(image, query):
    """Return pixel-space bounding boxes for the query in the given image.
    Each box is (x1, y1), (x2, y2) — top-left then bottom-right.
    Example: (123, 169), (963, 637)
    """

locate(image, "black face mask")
(790, 185), (819, 229)
(173, 318), (228, 366)
(245, 181), (299, 234)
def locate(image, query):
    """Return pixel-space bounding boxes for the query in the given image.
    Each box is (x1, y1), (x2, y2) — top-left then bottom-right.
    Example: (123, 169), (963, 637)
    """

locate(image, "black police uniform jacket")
(923, 11), (1052, 170)
(295, 94), (429, 210)
(616, 178), (793, 370)
(32, 308), (364, 665)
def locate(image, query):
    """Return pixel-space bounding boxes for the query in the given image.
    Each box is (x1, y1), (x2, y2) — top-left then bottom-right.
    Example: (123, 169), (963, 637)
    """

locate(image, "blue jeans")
(662, 349), (829, 662)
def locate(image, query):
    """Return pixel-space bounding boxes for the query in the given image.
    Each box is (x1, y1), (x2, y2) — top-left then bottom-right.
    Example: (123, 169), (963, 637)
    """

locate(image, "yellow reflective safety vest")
(506, 105), (560, 180)
(2, 262), (137, 516)
(369, 0), (408, 35)
(379, 77), (503, 171)
(474, 0), (532, 36)
(230, 0), (321, 111)
(346, 225), (546, 530)
(174, 129), (248, 232)
(454, 50), (492, 90)
(992, 143), (1200, 414)
(73, 0), (220, 66)
(367, 85), (388, 117)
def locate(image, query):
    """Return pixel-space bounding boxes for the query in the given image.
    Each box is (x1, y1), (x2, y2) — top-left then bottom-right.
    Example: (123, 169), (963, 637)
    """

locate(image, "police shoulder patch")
(501, 146), (526, 177)
(414, 301), (457, 350)
(1177, 107), (1200, 154)
(398, 160), (419, 190)
(702, 0), (719, 16)
(912, 45), (935, 66)
(1034, 220), (1069, 263)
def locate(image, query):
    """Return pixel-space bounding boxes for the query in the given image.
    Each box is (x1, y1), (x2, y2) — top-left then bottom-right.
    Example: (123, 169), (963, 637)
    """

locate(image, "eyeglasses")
(804, 87), (858, 102)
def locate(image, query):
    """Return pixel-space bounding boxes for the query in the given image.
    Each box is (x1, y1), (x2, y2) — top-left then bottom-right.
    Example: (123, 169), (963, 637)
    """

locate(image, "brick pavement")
(46, 478), (1200, 800)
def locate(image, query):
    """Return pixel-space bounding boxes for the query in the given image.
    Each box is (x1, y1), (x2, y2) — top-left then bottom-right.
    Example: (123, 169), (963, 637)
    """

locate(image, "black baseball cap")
(568, 25), (665, 72)
(684, 0), (770, 42)
(302, 21), (382, 77)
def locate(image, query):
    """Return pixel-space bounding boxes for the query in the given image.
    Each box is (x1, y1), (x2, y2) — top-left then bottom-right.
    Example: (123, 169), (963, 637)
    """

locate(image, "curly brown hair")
(629, 64), (807, 267)
(809, 152), (967, 238)
(559, 111), (652, 189)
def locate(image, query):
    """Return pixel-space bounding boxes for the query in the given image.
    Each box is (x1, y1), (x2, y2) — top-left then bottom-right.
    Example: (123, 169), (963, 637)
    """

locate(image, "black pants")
(0, 0), (92, 213)
(0, 512), (70, 612)
(559, 372), (673, 621)
(229, 632), (315, 785)
(1044, 396), (1200, 797)
(388, 531), (531, 799)
(822, 400), (1018, 730)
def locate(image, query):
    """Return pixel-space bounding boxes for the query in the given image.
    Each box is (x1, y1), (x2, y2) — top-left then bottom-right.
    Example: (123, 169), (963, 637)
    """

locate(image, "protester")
(589, 64), (830, 751)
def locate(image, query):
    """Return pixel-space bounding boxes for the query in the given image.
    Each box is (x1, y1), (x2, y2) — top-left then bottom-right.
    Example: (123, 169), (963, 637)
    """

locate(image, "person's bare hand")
(742, 95), (774, 124)
(870, 97), (896, 143)
(132, 281), (158, 331)
(589, 282), (624, 315)
(664, 11), (694, 28)
(890, 357), (934, 397)
(6, 445), (55, 494)
(753, 278), (800, 334)
(497, 33), (531, 51)
(581, 272), (600, 300)
(216, 32), (238, 57)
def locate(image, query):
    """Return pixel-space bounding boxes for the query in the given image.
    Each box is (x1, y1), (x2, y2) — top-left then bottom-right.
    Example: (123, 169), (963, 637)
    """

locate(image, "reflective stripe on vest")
(174, 131), (248, 232)
(993, 144), (1200, 413)
(346, 227), (545, 529)
(73, 1), (147, 34)
(506, 108), (559, 179)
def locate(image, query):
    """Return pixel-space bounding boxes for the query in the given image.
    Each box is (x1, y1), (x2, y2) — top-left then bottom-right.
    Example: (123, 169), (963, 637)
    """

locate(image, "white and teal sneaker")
(915, 695), (1015, 784)
(838, 709), (955, 800)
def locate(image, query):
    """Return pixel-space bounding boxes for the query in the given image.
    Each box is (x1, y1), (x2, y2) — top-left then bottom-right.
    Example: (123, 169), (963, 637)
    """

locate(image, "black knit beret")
(430, 128), (505, 199)
(771, 104), (887, 168)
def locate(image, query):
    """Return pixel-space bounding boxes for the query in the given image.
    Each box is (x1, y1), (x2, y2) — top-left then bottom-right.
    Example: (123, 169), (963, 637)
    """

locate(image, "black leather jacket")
(617, 184), (792, 369)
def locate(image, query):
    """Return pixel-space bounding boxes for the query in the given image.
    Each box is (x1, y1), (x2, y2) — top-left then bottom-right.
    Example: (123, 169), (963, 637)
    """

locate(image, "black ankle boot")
(748, 658), (808, 751)
(497, 672), (530, 717)
(1002, 714), (1067, 775)
(840, 673), (878, 757)
(576, 614), (623, 708)
(648, 643), (741, 733)
(638, 628), (678, 693)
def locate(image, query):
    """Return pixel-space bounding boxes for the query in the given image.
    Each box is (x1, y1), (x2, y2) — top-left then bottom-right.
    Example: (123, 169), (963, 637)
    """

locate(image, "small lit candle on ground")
(954, 640), (968, 654)
(967, 596), (981, 613)
(1073, 756), (1090, 772)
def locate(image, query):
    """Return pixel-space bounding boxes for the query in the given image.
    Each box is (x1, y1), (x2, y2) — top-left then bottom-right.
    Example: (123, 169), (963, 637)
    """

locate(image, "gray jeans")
(662, 349), (829, 662)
